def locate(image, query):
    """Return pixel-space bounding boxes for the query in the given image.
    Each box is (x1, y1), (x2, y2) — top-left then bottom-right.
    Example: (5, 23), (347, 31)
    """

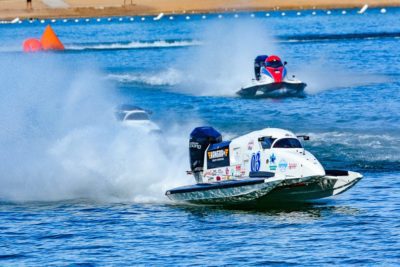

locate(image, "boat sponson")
(166, 178), (268, 195)
(238, 82), (306, 97)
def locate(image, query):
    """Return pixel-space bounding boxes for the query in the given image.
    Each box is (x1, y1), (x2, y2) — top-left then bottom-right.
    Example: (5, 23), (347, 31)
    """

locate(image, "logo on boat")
(289, 163), (297, 169)
(247, 140), (254, 150)
(189, 142), (201, 149)
(269, 153), (277, 171)
(279, 159), (288, 172)
(251, 152), (261, 172)
(207, 148), (229, 160)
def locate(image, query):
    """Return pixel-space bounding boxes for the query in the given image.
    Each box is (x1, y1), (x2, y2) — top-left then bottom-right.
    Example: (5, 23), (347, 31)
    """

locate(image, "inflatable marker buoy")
(41, 25), (64, 50)
(23, 25), (64, 52)
(23, 38), (42, 52)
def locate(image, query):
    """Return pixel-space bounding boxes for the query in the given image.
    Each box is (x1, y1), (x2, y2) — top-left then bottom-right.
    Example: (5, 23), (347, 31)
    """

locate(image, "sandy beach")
(0, 0), (399, 20)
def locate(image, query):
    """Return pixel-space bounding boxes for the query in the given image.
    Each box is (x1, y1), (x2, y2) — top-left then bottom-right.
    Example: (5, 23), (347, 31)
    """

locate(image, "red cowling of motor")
(23, 38), (43, 52)
(265, 55), (284, 83)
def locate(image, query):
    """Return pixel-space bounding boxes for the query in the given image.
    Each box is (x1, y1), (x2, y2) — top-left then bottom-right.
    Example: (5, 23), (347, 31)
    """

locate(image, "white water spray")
(0, 55), (190, 202)
(175, 20), (279, 96)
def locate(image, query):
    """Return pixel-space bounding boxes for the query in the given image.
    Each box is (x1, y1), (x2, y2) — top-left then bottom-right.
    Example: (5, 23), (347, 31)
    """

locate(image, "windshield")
(115, 111), (126, 121)
(125, 112), (150, 121)
(260, 137), (276, 149)
(266, 60), (283, 68)
(273, 138), (302, 148)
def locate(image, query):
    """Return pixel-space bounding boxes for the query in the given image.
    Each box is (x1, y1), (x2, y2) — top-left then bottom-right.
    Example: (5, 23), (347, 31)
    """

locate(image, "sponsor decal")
(225, 167), (229, 175)
(269, 153), (277, 171)
(247, 140), (254, 150)
(204, 170), (212, 176)
(189, 142), (201, 149)
(216, 176), (221, 181)
(289, 163), (297, 170)
(251, 152), (261, 172)
(279, 159), (288, 172)
(207, 146), (230, 169)
(207, 149), (229, 160)
(235, 165), (241, 171)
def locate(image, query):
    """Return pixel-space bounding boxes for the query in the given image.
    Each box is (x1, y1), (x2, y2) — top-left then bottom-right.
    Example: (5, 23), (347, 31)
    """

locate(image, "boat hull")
(256, 171), (363, 203)
(238, 81), (306, 98)
(166, 177), (283, 205)
(166, 171), (362, 206)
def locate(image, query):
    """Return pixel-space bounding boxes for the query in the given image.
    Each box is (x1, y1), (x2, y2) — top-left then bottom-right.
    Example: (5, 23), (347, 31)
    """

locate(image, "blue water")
(1, 8), (400, 265)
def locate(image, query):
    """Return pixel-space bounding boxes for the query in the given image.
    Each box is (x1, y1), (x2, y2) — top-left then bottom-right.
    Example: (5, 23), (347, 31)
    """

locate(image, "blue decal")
(278, 159), (288, 172)
(270, 153), (276, 164)
(251, 152), (261, 172)
(269, 153), (277, 171)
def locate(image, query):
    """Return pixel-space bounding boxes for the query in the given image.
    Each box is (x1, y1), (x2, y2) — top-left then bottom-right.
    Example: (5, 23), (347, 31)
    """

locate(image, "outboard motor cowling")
(189, 127), (222, 177)
(254, 55), (268, 80)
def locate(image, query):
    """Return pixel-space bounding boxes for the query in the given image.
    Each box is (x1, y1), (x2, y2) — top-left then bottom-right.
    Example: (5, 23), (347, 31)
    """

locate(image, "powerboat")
(165, 127), (362, 205)
(237, 55), (306, 98)
(115, 104), (161, 134)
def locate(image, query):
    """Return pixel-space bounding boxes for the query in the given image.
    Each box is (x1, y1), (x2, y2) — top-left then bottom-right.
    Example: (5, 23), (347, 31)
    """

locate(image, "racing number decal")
(251, 152), (261, 172)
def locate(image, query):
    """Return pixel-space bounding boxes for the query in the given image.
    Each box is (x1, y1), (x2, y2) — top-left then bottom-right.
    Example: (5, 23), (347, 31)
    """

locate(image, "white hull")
(166, 171), (362, 205)
(257, 171), (363, 203)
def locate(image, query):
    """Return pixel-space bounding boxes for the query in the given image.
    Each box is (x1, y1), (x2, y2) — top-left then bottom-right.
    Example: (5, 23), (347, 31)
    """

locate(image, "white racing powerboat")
(166, 127), (362, 205)
(115, 104), (161, 134)
(237, 55), (306, 98)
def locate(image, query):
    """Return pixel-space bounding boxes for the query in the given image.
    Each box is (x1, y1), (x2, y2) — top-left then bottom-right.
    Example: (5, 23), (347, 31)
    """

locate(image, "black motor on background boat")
(254, 55), (268, 80)
(189, 127), (222, 176)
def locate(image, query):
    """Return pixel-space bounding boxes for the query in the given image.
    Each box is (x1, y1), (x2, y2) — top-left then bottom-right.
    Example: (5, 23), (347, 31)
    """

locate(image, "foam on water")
(0, 55), (191, 202)
(67, 40), (201, 51)
(107, 68), (183, 86)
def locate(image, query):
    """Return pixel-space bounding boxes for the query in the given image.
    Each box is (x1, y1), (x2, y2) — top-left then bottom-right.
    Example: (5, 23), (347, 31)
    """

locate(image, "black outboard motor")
(189, 127), (222, 182)
(254, 55), (268, 80)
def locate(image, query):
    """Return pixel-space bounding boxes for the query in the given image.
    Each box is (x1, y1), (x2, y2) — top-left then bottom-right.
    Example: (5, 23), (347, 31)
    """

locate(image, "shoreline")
(0, 1), (398, 21)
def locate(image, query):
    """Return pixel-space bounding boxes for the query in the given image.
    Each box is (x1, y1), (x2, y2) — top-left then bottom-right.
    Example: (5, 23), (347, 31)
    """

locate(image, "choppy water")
(0, 8), (399, 265)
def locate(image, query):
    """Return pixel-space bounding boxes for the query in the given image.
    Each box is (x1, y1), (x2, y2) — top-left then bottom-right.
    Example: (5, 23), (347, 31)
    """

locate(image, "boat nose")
(301, 157), (325, 177)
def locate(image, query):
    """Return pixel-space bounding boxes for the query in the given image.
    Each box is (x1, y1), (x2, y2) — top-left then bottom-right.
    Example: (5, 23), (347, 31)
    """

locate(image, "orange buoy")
(40, 25), (65, 51)
(23, 38), (43, 52)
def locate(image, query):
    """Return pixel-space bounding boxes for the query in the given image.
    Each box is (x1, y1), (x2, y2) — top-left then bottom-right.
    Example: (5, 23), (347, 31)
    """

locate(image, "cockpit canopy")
(265, 55), (283, 68)
(266, 60), (283, 68)
(125, 112), (150, 121)
(259, 137), (302, 149)
(273, 138), (302, 148)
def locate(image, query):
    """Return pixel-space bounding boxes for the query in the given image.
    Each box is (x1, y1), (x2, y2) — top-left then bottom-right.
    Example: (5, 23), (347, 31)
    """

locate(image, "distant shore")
(0, 0), (399, 20)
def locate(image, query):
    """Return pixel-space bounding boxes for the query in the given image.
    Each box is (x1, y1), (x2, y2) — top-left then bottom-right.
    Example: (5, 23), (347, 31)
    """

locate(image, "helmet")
(265, 55), (283, 68)
(265, 55), (282, 63)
